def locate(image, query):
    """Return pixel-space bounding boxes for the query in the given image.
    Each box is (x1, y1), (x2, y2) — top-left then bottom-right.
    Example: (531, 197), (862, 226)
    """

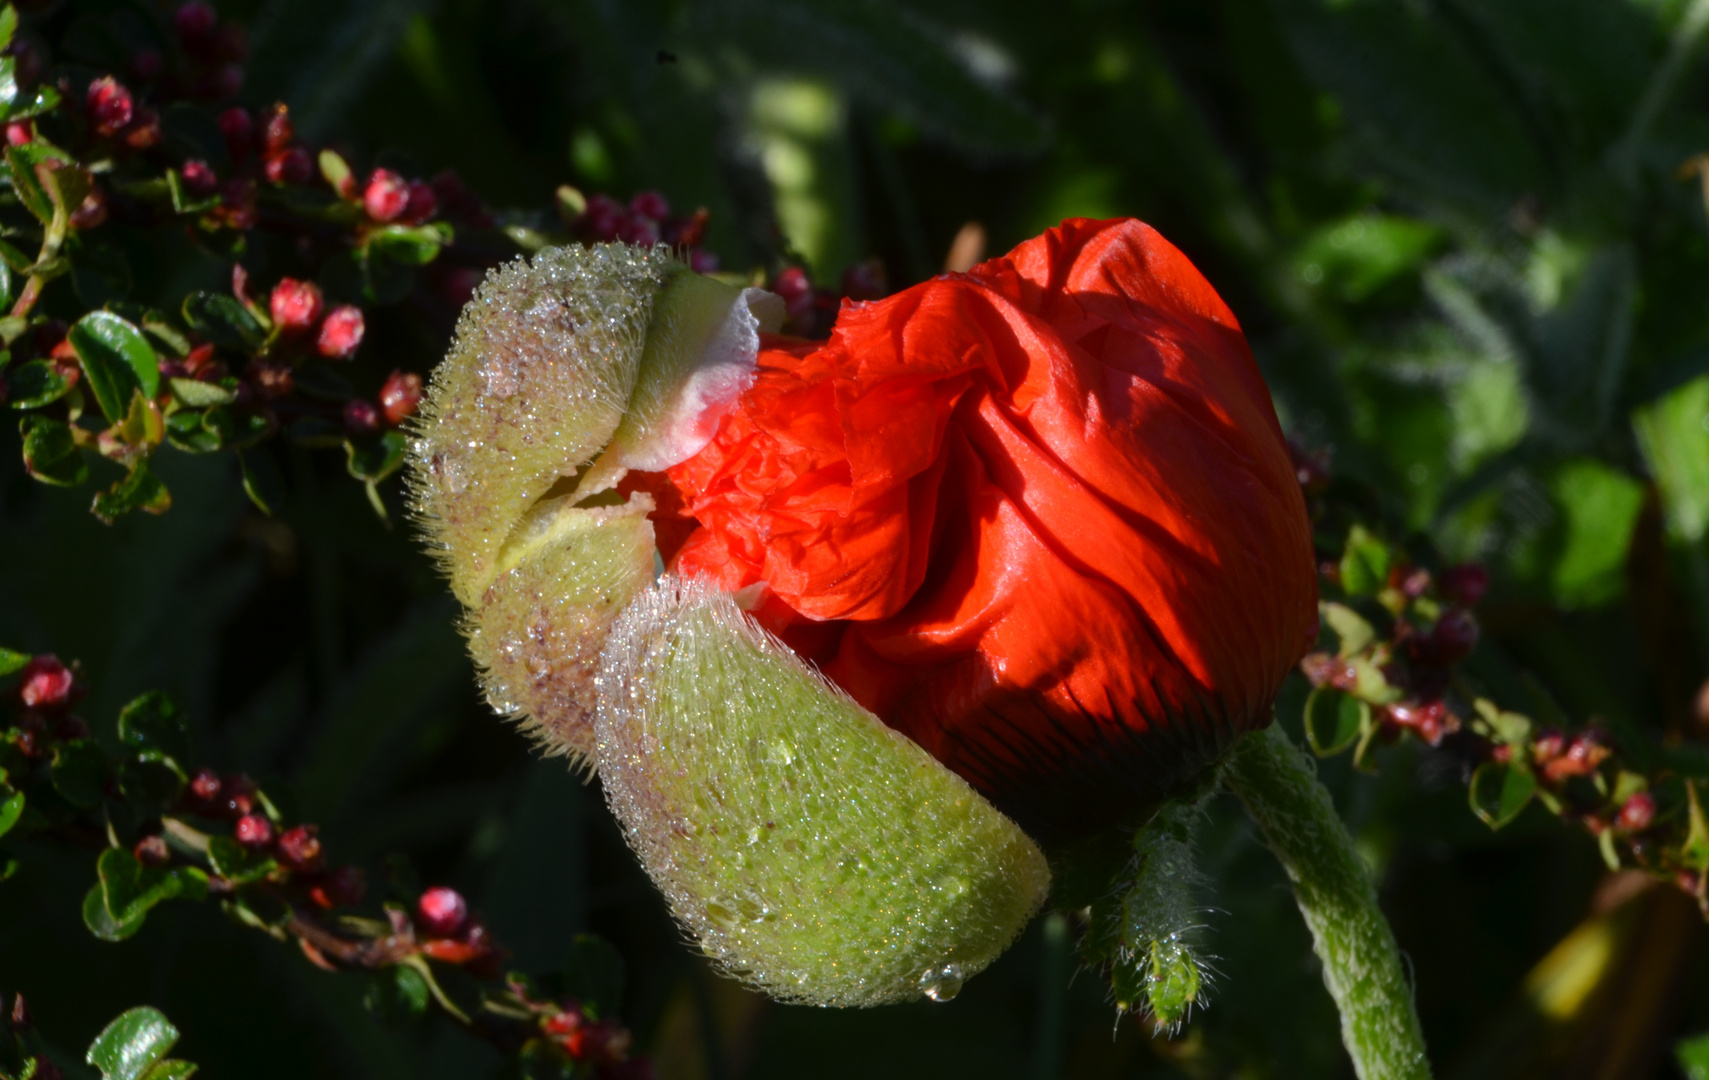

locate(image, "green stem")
(1223, 724), (1431, 1080)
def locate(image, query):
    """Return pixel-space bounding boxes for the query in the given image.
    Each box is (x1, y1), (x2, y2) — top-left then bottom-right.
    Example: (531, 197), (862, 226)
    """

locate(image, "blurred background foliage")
(4, 0), (1709, 1076)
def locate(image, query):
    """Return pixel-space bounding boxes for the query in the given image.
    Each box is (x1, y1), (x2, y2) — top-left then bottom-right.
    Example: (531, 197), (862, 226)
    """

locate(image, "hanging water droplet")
(919, 963), (964, 1002)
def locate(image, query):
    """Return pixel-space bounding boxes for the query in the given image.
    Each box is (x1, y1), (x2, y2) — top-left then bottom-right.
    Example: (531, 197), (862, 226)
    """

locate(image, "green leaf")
(1678, 1031), (1709, 1080)
(6, 83), (60, 123)
(163, 410), (219, 454)
(137, 1062), (198, 1080)
(92, 459), (171, 524)
(117, 692), (191, 768)
(95, 849), (207, 928)
(0, 648), (26, 674)
(1303, 687), (1368, 757)
(1469, 761), (1537, 829)
(50, 739), (106, 809)
(1320, 602), (1375, 659)
(1338, 526), (1392, 596)
(205, 835), (276, 885)
(180, 292), (264, 351)
(166, 378), (236, 408)
(0, 788), (22, 839)
(163, 169), (219, 217)
(4, 144), (51, 223)
(345, 430), (407, 482)
(34, 159), (91, 221)
(0, 7), (17, 55)
(19, 416), (87, 486)
(5, 360), (71, 409)
(117, 758), (185, 813)
(239, 448), (284, 515)
(83, 883), (145, 941)
(1293, 214), (1443, 303)
(363, 965), (430, 1024)
(368, 224), (448, 267)
(86, 1006), (180, 1080)
(70, 312), (159, 423)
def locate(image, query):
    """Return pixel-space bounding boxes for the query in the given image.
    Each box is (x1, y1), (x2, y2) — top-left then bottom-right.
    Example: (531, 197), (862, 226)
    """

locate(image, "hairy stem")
(1223, 724), (1431, 1080)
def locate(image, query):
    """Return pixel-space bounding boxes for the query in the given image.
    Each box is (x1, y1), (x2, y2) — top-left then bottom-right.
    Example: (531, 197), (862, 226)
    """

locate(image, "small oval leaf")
(1469, 761), (1537, 829)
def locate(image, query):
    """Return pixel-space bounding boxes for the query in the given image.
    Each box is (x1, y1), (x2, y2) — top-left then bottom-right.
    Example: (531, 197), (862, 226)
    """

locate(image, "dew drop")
(919, 963), (964, 1002)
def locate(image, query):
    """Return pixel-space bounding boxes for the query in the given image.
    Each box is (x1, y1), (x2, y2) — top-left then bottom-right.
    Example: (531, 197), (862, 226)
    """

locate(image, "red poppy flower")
(627, 218), (1318, 840)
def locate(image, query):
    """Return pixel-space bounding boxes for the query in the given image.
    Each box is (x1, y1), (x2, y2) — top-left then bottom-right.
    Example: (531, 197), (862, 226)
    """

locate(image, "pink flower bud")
(1430, 609), (1479, 663)
(400, 180), (437, 223)
(181, 159), (217, 195)
(276, 824), (322, 870)
(188, 768), (221, 805)
(218, 106), (253, 163)
(17, 656), (73, 710)
(629, 190), (669, 221)
(342, 398), (380, 437)
(619, 215), (660, 246)
(362, 169), (409, 222)
(772, 265), (815, 324)
(316, 304), (364, 359)
(269, 277), (324, 332)
(1616, 791), (1656, 832)
(85, 76), (134, 138)
(234, 813), (274, 849)
(416, 886), (467, 937)
(263, 145), (311, 186)
(581, 193), (626, 241)
(5, 123), (29, 147)
(379, 370), (423, 426)
(688, 248), (720, 274)
(133, 835), (170, 867)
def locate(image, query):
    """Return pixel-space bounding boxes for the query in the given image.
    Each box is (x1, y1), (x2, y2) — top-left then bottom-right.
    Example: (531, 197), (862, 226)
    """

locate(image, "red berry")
(1616, 791), (1656, 832)
(400, 180), (437, 224)
(235, 813), (274, 849)
(416, 886), (467, 937)
(1441, 563), (1489, 607)
(1532, 730), (1565, 766)
(316, 305), (365, 359)
(17, 656), (73, 710)
(218, 107), (253, 163)
(342, 399), (380, 437)
(85, 77), (134, 138)
(269, 278), (324, 332)
(629, 190), (670, 221)
(5, 122), (29, 147)
(181, 159), (218, 195)
(362, 169), (409, 223)
(378, 370), (423, 426)
(276, 824), (322, 870)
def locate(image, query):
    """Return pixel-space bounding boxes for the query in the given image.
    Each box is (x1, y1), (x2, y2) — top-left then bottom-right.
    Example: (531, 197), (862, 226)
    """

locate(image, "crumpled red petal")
(647, 218), (1318, 841)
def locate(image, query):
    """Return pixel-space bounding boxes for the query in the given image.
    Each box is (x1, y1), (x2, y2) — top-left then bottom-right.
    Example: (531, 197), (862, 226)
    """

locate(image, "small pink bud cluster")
(7, 656), (89, 759)
(569, 189), (717, 272)
(84, 76), (161, 149)
(263, 278), (366, 361)
(766, 259), (893, 337)
(177, 771), (366, 910)
(503, 978), (653, 1078)
(411, 886), (502, 976)
(354, 168), (437, 226)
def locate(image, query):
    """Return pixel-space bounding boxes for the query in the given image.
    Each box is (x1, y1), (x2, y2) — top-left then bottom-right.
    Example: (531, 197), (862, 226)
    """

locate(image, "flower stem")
(1223, 724), (1432, 1080)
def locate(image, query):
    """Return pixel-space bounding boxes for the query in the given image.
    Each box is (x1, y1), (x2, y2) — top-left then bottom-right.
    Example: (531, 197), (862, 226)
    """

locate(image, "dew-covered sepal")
(1080, 802), (1212, 1032)
(594, 576), (1051, 1007)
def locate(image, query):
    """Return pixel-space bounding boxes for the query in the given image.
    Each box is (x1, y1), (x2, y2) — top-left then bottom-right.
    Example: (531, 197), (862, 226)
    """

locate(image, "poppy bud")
(363, 168), (409, 223)
(316, 304), (364, 359)
(270, 278), (324, 332)
(86, 77), (134, 138)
